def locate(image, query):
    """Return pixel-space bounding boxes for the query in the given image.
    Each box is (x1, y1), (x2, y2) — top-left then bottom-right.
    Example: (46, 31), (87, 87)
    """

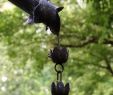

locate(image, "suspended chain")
(55, 64), (64, 82)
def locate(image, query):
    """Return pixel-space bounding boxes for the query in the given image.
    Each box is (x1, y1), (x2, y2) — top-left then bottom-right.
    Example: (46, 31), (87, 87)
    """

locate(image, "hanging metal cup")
(49, 46), (69, 64)
(51, 82), (70, 95)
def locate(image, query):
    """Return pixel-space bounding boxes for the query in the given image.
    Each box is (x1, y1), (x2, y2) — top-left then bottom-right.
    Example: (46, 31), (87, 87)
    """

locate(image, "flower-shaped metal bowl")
(49, 46), (68, 64)
(51, 82), (70, 95)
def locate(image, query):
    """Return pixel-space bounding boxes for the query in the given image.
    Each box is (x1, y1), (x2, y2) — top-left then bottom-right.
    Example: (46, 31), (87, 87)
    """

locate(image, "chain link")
(55, 64), (64, 81)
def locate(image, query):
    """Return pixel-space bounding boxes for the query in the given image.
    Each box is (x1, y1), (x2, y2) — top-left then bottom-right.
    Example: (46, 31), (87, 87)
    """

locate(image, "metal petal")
(57, 82), (64, 95)
(64, 83), (70, 95)
(51, 82), (57, 95)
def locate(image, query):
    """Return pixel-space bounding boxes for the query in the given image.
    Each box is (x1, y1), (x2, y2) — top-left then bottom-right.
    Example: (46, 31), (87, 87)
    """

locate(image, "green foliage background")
(0, 0), (113, 95)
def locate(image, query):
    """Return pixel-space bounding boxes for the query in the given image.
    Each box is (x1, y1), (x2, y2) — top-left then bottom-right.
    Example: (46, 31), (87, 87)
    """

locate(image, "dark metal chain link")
(57, 35), (60, 46)
(55, 64), (64, 82)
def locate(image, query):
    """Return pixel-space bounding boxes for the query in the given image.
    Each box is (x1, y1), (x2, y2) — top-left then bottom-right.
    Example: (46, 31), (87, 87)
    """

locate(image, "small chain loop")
(55, 64), (64, 81)
(55, 64), (64, 73)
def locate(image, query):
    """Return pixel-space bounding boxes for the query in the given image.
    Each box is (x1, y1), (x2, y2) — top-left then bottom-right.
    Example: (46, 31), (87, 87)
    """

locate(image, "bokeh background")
(0, 0), (113, 95)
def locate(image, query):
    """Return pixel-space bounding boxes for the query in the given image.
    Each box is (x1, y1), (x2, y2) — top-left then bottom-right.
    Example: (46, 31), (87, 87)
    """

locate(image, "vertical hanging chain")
(57, 71), (62, 81)
(55, 64), (64, 82)
(57, 35), (60, 47)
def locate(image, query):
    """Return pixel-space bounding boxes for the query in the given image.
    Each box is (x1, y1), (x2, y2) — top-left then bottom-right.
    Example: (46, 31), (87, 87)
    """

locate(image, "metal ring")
(55, 64), (64, 73)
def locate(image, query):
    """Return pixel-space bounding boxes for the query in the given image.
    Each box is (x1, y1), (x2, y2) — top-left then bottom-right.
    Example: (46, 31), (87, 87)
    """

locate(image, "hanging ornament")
(50, 46), (68, 64)
(49, 46), (70, 95)
(51, 82), (70, 95)
(49, 36), (70, 95)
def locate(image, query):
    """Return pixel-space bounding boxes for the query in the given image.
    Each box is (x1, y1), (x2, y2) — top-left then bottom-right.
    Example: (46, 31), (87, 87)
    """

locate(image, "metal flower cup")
(51, 82), (70, 95)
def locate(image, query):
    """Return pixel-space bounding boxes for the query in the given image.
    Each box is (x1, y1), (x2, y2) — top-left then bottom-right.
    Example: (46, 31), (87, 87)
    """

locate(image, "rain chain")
(49, 36), (70, 95)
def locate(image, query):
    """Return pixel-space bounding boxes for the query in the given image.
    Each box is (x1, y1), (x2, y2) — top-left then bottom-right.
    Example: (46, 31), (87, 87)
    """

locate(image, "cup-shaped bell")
(51, 82), (70, 95)
(49, 46), (68, 64)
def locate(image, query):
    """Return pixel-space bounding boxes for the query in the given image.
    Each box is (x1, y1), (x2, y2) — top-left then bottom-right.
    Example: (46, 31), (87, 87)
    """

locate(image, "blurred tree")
(0, 0), (113, 95)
